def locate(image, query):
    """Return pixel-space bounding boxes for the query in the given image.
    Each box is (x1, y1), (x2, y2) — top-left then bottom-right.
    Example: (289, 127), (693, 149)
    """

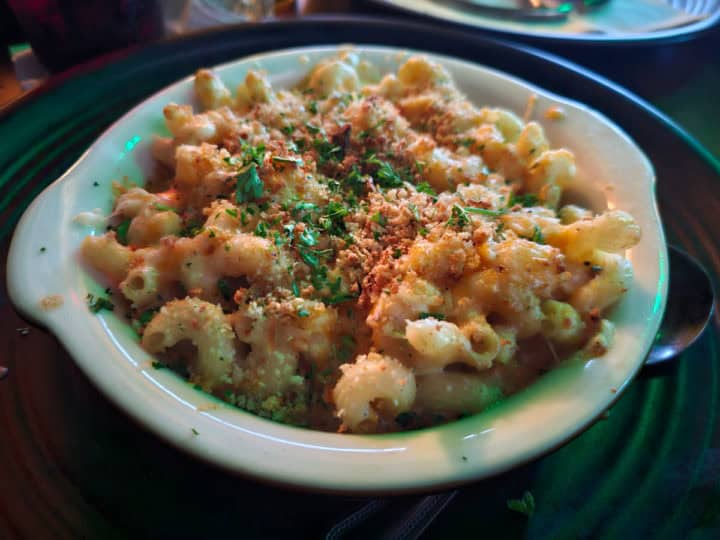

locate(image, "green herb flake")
(416, 182), (436, 196)
(324, 291), (358, 306)
(116, 219), (131, 245)
(531, 225), (545, 244)
(464, 206), (508, 218)
(273, 231), (285, 246)
(138, 309), (158, 326)
(151, 361), (167, 370)
(447, 205), (470, 228)
(291, 281), (301, 297)
(254, 222), (268, 238)
(308, 100), (318, 114)
(225, 208), (238, 218)
(507, 491), (535, 517)
(298, 246), (320, 270)
(313, 138), (343, 165)
(305, 122), (321, 134)
(86, 294), (114, 313)
(392, 248), (402, 259)
(419, 312), (445, 320)
(240, 141), (265, 167)
(191, 428), (199, 436)
(344, 165), (366, 196)
(370, 211), (387, 226)
(299, 228), (319, 247)
(297, 307), (310, 318)
(281, 125), (295, 135)
(39, 246), (47, 253)
(366, 156), (404, 189)
(509, 193), (539, 207)
(154, 203), (178, 213)
(235, 164), (264, 204)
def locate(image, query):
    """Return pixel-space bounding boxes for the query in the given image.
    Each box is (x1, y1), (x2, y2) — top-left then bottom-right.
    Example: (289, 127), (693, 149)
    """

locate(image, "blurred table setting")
(1, 1), (719, 539)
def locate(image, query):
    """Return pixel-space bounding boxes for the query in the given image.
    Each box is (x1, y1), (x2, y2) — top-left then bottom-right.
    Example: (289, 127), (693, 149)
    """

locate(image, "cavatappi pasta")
(81, 52), (640, 433)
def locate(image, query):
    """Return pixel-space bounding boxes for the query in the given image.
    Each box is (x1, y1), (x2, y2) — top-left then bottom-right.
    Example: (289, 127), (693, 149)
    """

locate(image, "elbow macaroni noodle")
(81, 52), (641, 433)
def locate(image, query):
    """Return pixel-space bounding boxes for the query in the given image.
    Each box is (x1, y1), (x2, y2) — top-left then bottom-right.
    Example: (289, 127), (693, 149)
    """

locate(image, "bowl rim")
(6, 44), (668, 494)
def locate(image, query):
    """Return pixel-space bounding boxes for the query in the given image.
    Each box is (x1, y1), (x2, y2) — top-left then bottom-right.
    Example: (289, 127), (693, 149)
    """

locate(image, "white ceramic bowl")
(6, 46), (668, 494)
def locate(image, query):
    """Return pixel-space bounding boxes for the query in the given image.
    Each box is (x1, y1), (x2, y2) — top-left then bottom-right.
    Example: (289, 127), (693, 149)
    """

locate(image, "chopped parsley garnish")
(235, 164), (264, 204)
(297, 307), (310, 317)
(281, 125), (295, 135)
(217, 278), (232, 300)
(419, 312), (445, 320)
(458, 138), (475, 147)
(154, 203), (177, 212)
(151, 361), (167, 370)
(138, 308), (158, 326)
(39, 246), (47, 253)
(254, 221), (268, 237)
(509, 193), (539, 207)
(447, 205), (470, 228)
(225, 208), (238, 218)
(321, 201), (349, 237)
(416, 182), (436, 196)
(464, 206), (508, 218)
(507, 491), (535, 517)
(298, 246), (321, 270)
(291, 281), (301, 297)
(530, 225), (545, 244)
(305, 122), (321, 134)
(418, 227), (429, 236)
(392, 248), (402, 259)
(366, 155), (404, 189)
(324, 291), (358, 306)
(191, 428), (199, 436)
(116, 219), (131, 245)
(299, 228), (319, 247)
(344, 165), (366, 196)
(370, 211), (387, 226)
(308, 101), (318, 114)
(313, 138), (344, 165)
(180, 219), (203, 238)
(86, 294), (114, 313)
(240, 141), (265, 167)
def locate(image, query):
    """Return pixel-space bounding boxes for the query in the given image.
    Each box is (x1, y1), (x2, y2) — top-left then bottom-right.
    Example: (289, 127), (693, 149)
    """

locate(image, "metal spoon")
(645, 244), (715, 365)
(325, 245), (715, 539)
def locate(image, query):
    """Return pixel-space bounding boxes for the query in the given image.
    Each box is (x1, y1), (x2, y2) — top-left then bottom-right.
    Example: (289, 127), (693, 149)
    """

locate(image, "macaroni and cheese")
(81, 53), (640, 433)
